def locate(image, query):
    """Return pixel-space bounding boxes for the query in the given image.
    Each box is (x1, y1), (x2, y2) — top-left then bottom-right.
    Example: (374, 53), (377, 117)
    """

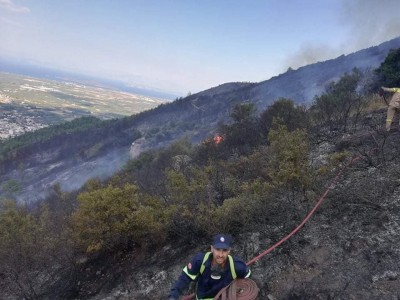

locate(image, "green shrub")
(72, 184), (166, 253)
(0, 200), (70, 299)
(212, 195), (258, 234)
(268, 126), (312, 195)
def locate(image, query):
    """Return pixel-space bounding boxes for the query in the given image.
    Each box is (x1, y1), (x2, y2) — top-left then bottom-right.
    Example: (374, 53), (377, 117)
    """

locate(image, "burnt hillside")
(2, 37), (400, 203)
(73, 108), (400, 300)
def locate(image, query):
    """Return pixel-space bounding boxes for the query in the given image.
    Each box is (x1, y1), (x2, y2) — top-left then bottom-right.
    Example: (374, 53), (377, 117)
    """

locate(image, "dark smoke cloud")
(283, 0), (400, 71)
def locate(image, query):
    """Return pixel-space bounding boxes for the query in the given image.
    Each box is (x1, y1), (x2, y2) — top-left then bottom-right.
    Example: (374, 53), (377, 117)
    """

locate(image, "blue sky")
(1, 0), (400, 96)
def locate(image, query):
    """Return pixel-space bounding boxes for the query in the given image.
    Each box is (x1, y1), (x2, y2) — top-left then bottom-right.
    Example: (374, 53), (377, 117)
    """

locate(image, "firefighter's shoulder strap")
(199, 252), (237, 279)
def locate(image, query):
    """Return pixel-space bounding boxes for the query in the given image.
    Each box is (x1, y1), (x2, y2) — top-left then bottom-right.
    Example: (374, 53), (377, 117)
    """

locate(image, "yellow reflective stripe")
(201, 254), (237, 278)
(200, 252), (211, 274)
(387, 119), (392, 122)
(185, 252), (212, 281)
(393, 88), (400, 93)
(195, 254), (247, 300)
(228, 255), (236, 279)
(183, 266), (197, 280)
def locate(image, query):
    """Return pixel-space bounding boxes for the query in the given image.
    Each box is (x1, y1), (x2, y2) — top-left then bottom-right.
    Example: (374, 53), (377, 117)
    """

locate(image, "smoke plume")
(283, 0), (400, 71)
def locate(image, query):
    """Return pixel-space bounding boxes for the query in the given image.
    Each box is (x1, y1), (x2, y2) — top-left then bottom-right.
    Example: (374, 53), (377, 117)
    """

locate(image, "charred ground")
(73, 108), (400, 300)
(1, 102), (400, 300)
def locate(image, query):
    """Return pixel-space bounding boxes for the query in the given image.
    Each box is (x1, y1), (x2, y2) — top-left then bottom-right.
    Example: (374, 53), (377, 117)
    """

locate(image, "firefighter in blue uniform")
(168, 234), (251, 300)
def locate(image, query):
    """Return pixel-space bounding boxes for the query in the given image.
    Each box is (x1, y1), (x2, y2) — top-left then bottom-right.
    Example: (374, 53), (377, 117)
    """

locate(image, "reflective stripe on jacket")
(169, 251), (250, 299)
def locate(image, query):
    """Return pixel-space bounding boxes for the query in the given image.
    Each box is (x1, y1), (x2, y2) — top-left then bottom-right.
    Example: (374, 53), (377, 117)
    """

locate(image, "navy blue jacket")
(169, 252), (251, 299)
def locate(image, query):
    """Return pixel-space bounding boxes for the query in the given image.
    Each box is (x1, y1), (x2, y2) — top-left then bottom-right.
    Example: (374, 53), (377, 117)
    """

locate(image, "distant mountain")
(1, 37), (400, 202)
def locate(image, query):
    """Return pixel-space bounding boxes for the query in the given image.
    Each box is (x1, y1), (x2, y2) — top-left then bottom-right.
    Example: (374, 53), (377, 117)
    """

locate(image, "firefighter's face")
(211, 246), (230, 265)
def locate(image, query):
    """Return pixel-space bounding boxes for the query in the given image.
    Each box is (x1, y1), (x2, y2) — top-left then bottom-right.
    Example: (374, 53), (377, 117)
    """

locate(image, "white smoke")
(14, 148), (131, 204)
(283, 0), (400, 71)
(341, 0), (400, 50)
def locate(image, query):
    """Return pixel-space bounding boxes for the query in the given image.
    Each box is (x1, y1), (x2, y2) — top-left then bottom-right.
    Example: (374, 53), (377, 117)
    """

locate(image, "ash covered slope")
(249, 36), (400, 108)
(117, 37), (400, 145)
(138, 36), (400, 137)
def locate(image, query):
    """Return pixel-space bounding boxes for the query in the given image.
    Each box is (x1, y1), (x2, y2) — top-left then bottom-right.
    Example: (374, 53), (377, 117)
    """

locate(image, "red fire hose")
(246, 154), (362, 266)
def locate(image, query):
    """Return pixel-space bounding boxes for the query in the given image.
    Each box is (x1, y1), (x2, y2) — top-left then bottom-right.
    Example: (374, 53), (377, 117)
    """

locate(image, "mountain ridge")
(196, 36), (400, 109)
(1, 37), (400, 202)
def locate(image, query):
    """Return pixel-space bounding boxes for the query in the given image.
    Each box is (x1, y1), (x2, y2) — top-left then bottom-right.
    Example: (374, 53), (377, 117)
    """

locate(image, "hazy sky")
(1, 0), (400, 96)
